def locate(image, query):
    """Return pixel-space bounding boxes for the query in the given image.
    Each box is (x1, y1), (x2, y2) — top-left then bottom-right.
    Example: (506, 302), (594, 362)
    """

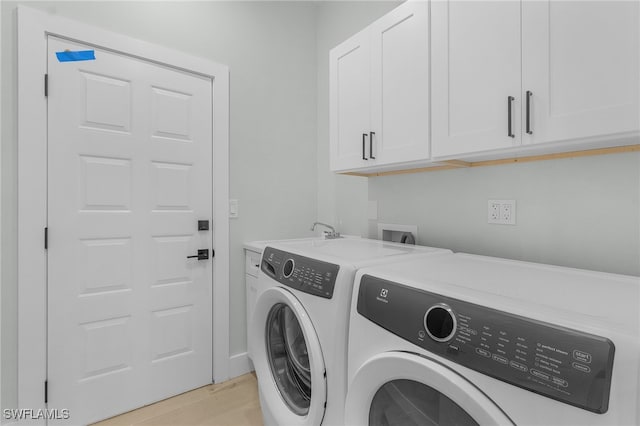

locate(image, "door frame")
(17, 5), (230, 414)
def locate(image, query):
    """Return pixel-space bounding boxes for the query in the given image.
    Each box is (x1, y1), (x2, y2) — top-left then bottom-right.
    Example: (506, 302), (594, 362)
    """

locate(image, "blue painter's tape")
(56, 50), (96, 62)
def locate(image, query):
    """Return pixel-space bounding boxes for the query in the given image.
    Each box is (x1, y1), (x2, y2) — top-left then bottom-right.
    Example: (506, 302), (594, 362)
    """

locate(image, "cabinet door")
(431, 0), (522, 158)
(370, 1), (430, 165)
(330, 30), (372, 171)
(523, 1), (640, 144)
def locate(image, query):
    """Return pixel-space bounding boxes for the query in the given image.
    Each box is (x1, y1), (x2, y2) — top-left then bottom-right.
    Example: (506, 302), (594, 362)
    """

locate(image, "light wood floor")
(93, 373), (263, 426)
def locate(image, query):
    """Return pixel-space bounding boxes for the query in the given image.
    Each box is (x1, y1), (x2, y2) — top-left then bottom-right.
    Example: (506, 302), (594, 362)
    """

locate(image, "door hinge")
(212, 249), (215, 258)
(44, 227), (48, 249)
(44, 74), (48, 97)
(44, 380), (48, 403)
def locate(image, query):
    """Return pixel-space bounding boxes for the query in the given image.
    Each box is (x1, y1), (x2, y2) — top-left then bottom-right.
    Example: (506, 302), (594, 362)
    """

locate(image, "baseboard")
(228, 352), (254, 379)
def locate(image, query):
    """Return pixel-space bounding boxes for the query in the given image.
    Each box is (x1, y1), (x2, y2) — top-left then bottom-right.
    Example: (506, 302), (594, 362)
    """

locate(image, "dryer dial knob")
(282, 259), (295, 278)
(424, 303), (457, 342)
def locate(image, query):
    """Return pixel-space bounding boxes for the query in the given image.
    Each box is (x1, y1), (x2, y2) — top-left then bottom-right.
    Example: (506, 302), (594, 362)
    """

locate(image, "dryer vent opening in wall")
(377, 223), (418, 245)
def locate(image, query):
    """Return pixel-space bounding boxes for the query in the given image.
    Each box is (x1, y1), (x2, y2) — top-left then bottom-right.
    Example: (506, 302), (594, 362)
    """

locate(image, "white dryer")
(346, 253), (640, 426)
(250, 238), (452, 426)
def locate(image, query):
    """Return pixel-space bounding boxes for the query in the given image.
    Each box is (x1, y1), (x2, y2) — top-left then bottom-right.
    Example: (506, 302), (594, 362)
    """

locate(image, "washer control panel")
(261, 247), (340, 299)
(357, 275), (615, 414)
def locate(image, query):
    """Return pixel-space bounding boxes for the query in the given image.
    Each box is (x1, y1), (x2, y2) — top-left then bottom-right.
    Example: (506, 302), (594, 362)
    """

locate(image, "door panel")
(371, 1), (429, 165)
(47, 36), (212, 424)
(330, 30), (371, 171)
(523, 1), (640, 144)
(432, 0), (522, 157)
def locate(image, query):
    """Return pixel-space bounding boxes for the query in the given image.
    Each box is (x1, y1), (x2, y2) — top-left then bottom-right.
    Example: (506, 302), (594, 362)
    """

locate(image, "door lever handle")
(187, 249), (209, 260)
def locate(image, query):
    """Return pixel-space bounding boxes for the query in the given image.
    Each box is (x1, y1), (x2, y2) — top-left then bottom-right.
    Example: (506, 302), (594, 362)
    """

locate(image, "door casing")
(17, 5), (230, 415)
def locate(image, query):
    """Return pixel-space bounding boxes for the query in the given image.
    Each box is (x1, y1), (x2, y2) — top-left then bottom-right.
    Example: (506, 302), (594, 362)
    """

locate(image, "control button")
(509, 361), (528, 372)
(492, 354), (508, 365)
(573, 350), (592, 364)
(282, 259), (295, 278)
(572, 362), (591, 373)
(476, 348), (491, 358)
(424, 304), (457, 343)
(552, 377), (569, 387)
(418, 330), (426, 339)
(531, 369), (550, 381)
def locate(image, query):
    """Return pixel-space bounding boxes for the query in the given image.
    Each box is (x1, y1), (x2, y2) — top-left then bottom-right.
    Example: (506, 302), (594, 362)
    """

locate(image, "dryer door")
(345, 352), (514, 426)
(251, 286), (326, 426)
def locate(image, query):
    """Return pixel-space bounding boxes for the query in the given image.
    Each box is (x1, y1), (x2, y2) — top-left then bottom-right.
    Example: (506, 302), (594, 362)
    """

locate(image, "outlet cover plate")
(488, 200), (516, 225)
(229, 199), (239, 218)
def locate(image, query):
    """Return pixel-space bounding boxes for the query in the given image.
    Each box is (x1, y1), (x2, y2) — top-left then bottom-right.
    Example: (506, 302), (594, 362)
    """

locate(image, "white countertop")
(243, 237), (318, 253)
(243, 235), (361, 253)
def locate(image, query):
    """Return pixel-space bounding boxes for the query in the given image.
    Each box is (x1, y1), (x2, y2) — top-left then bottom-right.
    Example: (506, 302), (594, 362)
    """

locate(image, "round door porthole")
(266, 303), (312, 415)
(369, 379), (479, 426)
(344, 352), (514, 426)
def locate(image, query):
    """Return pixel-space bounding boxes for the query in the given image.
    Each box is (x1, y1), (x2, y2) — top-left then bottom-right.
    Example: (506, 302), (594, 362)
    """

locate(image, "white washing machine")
(346, 253), (640, 426)
(250, 238), (452, 426)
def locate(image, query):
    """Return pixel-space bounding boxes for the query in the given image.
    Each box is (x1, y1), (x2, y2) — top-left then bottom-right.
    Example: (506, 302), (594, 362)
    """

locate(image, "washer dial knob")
(424, 303), (457, 342)
(282, 259), (295, 278)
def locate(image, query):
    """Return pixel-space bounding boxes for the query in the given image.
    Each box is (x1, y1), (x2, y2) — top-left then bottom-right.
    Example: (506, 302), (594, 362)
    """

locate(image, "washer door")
(251, 287), (326, 426)
(345, 352), (514, 426)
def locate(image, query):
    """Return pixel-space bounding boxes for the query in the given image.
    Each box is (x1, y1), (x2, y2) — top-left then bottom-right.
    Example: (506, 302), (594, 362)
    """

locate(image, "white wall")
(369, 152), (640, 276)
(315, 1), (400, 236)
(1, 0), (318, 413)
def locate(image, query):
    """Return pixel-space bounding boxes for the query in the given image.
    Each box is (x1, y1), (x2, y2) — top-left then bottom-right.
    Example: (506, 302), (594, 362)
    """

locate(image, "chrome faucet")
(310, 222), (341, 239)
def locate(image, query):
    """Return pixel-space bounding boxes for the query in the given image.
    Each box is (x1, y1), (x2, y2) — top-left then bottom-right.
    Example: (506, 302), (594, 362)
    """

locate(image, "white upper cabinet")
(432, 0), (639, 159)
(431, 1), (522, 158)
(522, 1), (640, 145)
(370, 2), (430, 166)
(331, 1), (639, 173)
(330, 1), (429, 172)
(330, 29), (371, 172)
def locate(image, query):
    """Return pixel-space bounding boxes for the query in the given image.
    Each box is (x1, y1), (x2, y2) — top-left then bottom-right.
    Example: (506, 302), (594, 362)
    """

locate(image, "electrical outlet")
(488, 202), (500, 222)
(488, 200), (516, 225)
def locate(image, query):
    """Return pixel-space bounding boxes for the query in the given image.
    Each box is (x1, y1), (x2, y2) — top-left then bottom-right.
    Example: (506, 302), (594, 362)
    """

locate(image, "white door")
(330, 29), (372, 171)
(47, 36), (213, 424)
(370, 1), (430, 166)
(431, 0), (522, 158)
(522, 1), (640, 144)
(345, 352), (514, 425)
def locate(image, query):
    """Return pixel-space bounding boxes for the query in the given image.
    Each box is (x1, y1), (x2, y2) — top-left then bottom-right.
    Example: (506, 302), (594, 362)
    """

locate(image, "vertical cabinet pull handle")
(369, 131), (376, 159)
(507, 96), (515, 138)
(526, 91), (533, 135)
(362, 133), (368, 160)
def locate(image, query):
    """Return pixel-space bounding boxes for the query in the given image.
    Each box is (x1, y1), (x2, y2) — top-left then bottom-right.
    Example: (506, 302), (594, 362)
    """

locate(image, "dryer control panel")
(357, 275), (615, 414)
(261, 247), (339, 299)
